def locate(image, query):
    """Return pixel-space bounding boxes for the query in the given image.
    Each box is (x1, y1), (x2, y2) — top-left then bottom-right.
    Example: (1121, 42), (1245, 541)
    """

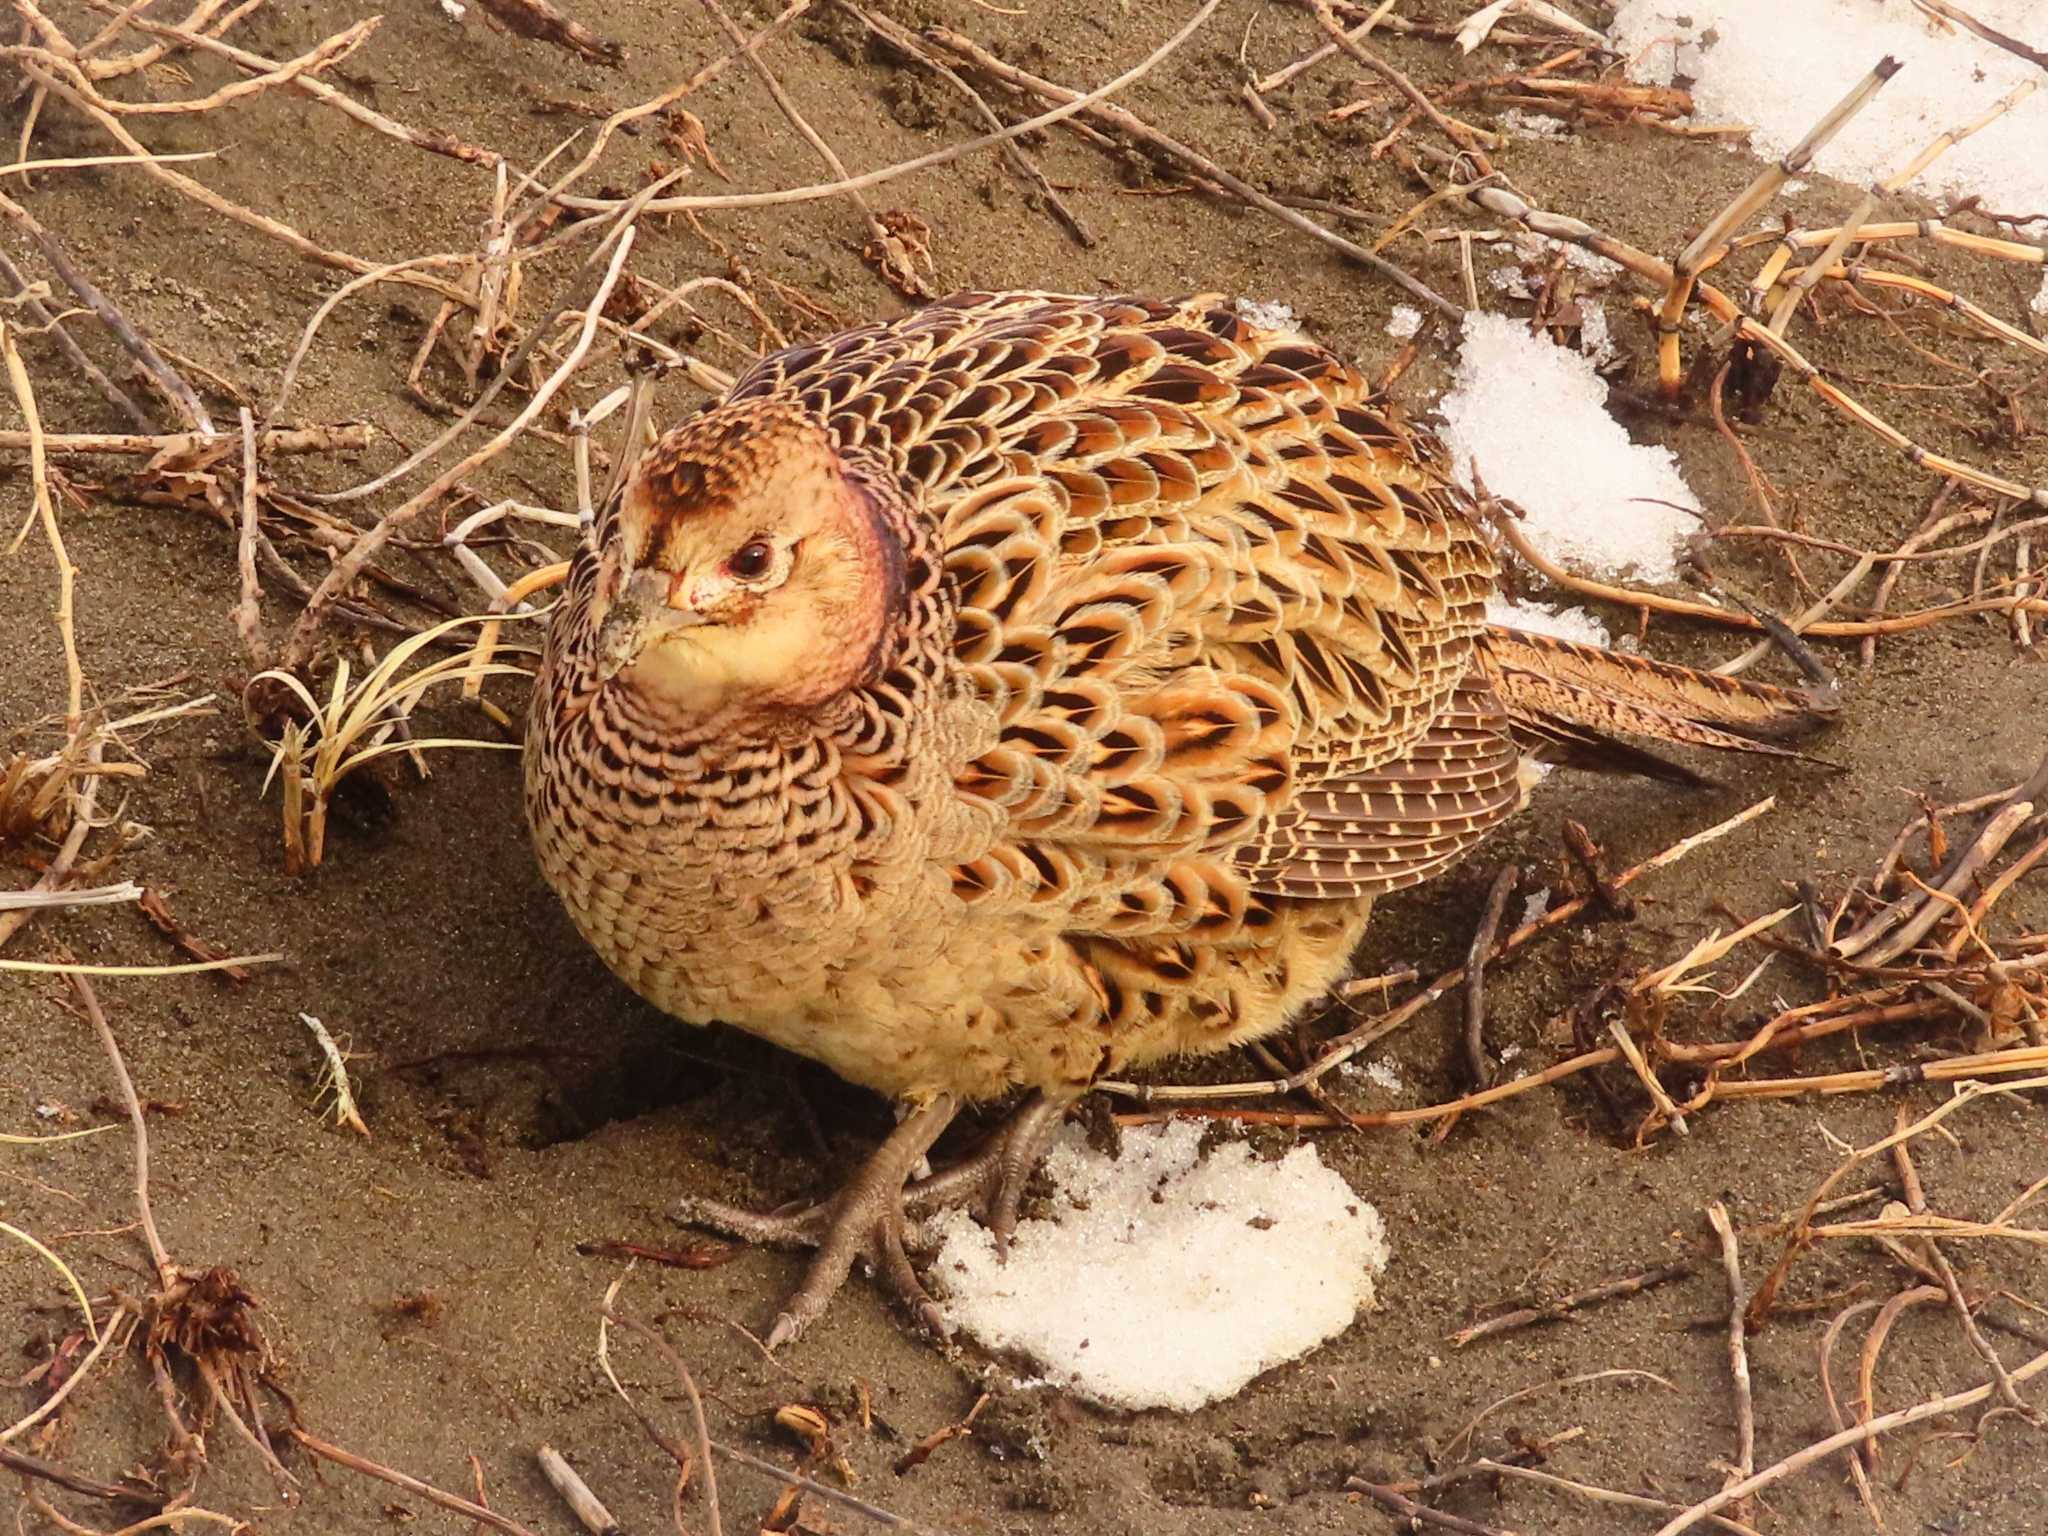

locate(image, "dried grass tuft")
(246, 613), (535, 873)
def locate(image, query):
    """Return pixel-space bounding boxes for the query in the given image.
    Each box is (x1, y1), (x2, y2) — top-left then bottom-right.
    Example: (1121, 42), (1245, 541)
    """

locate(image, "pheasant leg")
(901, 1090), (1076, 1252)
(679, 1090), (1081, 1345)
(679, 1094), (959, 1350)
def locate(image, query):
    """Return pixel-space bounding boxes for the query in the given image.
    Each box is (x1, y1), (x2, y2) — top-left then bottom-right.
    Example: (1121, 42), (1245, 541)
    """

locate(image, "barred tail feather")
(1476, 624), (1837, 784)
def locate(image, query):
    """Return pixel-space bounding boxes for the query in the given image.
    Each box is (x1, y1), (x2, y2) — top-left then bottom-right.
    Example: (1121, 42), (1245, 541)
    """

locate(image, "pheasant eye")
(728, 539), (774, 580)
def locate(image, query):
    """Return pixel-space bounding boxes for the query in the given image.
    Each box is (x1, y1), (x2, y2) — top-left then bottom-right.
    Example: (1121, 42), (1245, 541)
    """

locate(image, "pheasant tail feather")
(1476, 624), (1837, 784)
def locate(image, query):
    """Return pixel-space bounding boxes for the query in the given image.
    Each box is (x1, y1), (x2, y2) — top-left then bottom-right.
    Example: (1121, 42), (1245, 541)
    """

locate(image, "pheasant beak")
(594, 568), (707, 682)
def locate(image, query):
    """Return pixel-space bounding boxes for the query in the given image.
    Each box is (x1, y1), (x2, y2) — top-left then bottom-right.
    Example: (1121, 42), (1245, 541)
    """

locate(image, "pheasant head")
(593, 398), (908, 718)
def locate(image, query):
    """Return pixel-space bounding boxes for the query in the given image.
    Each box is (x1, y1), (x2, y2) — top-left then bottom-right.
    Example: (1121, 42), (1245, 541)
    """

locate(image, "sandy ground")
(2, 2), (2045, 1532)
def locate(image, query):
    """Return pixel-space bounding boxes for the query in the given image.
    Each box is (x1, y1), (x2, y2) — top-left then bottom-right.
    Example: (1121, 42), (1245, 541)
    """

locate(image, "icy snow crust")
(931, 1122), (1387, 1412)
(1438, 312), (1700, 585)
(1614, 2), (2048, 216)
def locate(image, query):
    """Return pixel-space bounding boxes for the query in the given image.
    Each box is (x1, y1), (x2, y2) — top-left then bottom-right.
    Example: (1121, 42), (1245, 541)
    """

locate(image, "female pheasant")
(525, 291), (1824, 1347)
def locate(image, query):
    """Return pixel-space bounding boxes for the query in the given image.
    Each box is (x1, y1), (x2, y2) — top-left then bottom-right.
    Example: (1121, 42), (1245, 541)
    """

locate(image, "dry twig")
(1704, 1203), (1756, 1511)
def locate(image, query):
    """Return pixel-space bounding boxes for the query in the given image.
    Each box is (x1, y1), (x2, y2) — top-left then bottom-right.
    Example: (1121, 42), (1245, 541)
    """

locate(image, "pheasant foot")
(678, 1090), (1082, 1346)
(899, 1090), (1076, 1253)
(679, 1093), (959, 1350)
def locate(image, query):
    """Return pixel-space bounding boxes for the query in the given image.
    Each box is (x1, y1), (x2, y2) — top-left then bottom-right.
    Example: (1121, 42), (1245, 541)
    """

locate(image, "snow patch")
(1576, 298), (1616, 366)
(1488, 231), (1623, 286)
(1360, 1058), (1405, 1093)
(1386, 304), (1423, 339)
(1613, 1), (2048, 216)
(1439, 312), (1700, 584)
(931, 1122), (1387, 1412)
(2033, 270), (2048, 319)
(1486, 595), (1610, 646)
(1501, 109), (1572, 140)
(1521, 887), (1553, 927)
(1235, 297), (1298, 333)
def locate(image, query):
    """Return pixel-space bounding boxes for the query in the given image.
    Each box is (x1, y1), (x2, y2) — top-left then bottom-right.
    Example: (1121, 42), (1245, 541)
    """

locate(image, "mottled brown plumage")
(523, 291), (1825, 1344)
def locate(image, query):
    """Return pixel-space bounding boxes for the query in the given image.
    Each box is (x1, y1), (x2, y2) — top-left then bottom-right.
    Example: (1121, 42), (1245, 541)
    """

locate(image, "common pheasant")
(524, 291), (1825, 1346)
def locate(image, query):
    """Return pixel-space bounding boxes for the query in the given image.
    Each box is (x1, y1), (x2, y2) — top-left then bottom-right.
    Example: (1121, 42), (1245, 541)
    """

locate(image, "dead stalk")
(280, 228), (637, 668)
(1705, 1203), (1756, 1509)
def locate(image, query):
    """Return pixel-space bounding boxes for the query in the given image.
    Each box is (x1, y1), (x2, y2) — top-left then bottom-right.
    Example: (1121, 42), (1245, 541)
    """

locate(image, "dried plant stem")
(1, 318), (83, 730)
(472, 0), (621, 65)
(269, 254), (479, 421)
(3, 954), (282, 976)
(556, 0), (1222, 222)
(19, 60), (467, 300)
(1254, 0), (1395, 92)
(700, 0), (923, 295)
(927, 23), (1459, 318)
(1765, 79), (2033, 336)
(1704, 1203), (1756, 1509)
(0, 246), (153, 428)
(599, 1302), (722, 1536)
(73, 0), (255, 80)
(287, 1428), (544, 1536)
(1488, 496), (2048, 636)
(1836, 794), (2038, 963)
(1442, 1369), (1675, 1463)
(232, 408), (267, 667)
(280, 227), (637, 669)
(1730, 313), (2048, 509)
(70, 975), (173, 1285)
(1463, 863), (1517, 1087)
(0, 742), (104, 955)
(1892, 1117), (2036, 1420)
(1345, 1480), (1512, 1535)
(0, 1435), (165, 1509)
(0, 423), (371, 456)
(510, 0), (810, 237)
(0, 1305), (136, 1446)
(1714, 548), (1873, 676)
(0, 187), (211, 432)
(87, 5), (503, 166)
(1450, 1461), (1763, 1536)
(536, 1445), (621, 1536)
(1308, 0), (1493, 176)
(1465, 182), (1738, 320)
(300, 1012), (368, 1137)
(1467, 182), (2048, 515)
(1609, 1017), (1689, 1135)
(9, 17), (376, 116)
(1449, 1262), (1695, 1347)
(1749, 1078), (2048, 1332)
(1660, 56), (1901, 391)
(1862, 485), (1971, 667)
(847, 4), (1092, 246)
(1115, 1019), (2048, 1135)
(1651, 1344), (2048, 1534)
(1913, 0), (2048, 71)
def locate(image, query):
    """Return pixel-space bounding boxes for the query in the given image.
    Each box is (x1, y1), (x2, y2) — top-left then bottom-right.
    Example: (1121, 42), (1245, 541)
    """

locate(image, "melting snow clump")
(1236, 297), (1298, 332)
(1612, 2), (2048, 215)
(1501, 109), (1572, 140)
(1386, 304), (1423, 339)
(1438, 313), (1699, 584)
(1487, 232), (1623, 288)
(1488, 595), (1610, 647)
(930, 1121), (1387, 1412)
(1360, 1058), (1405, 1093)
